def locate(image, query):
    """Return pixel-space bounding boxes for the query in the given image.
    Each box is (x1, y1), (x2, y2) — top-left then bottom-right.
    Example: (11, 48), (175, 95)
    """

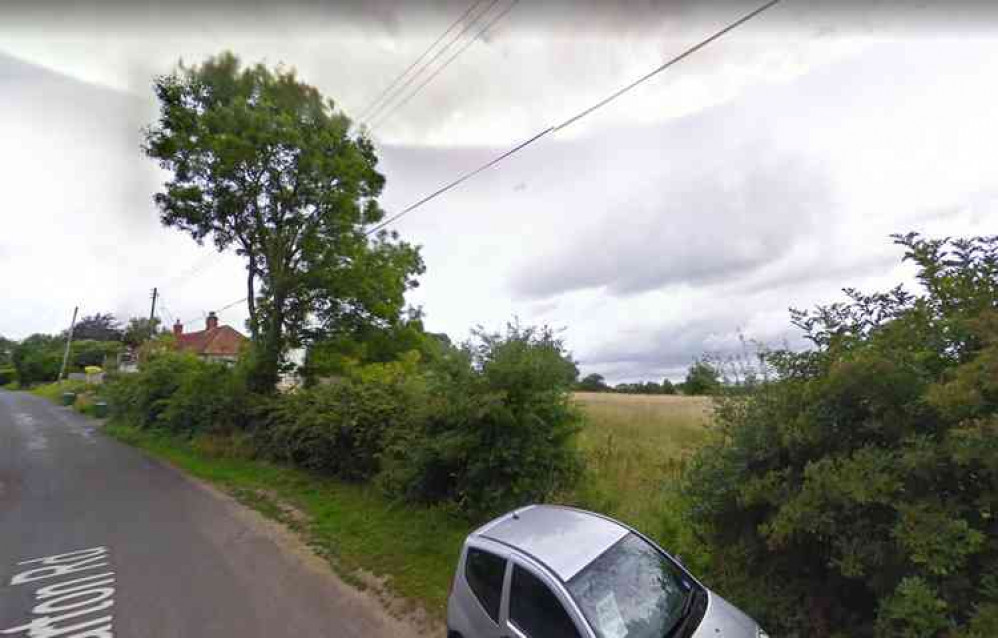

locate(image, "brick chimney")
(206, 311), (219, 331)
(173, 320), (183, 337)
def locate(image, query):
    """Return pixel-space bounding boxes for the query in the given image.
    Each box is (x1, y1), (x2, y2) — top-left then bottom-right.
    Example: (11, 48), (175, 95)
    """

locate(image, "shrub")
(682, 233), (998, 637)
(70, 340), (121, 369)
(105, 352), (204, 428)
(157, 359), (251, 434)
(379, 324), (584, 520)
(12, 334), (63, 385)
(0, 366), (15, 386)
(254, 357), (425, 481)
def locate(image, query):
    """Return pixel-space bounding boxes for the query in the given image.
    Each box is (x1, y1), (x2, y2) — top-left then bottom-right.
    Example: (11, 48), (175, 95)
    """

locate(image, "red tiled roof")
(175, 325), (247, 357)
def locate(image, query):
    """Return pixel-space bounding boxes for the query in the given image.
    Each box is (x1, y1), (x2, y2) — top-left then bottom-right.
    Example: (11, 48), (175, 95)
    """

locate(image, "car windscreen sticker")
(595, 591), (628, 638)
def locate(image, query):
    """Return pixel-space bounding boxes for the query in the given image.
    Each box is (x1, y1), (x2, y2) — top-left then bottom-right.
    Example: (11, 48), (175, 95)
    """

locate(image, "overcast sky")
(2, 0), (997, 382)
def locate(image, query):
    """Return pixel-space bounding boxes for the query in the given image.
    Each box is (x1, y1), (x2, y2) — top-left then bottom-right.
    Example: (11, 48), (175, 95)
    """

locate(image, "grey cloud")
(512, 149), (832, 298)
(0, 51), (162, 237)
(4, 1), (996, 38)
(506, 36), (998, 302)
(578, 310), (803, 383)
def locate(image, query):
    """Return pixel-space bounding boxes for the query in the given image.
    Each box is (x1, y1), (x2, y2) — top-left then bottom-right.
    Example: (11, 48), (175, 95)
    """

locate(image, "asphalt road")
(0, 389), (427, 638)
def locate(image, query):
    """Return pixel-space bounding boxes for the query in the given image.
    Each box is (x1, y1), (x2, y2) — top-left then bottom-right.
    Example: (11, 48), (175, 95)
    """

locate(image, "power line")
(365, 0), (780, 235)
(551, 0), (781, 132)
(163, 251), (223, 289)
(158, 300), (176, 327)
(369, 0), (519, 132)
(171, 0), (780, 313)
(177, 296), (247, 328)
(363, 0), (503, 127)
(367, 126), (554, 235)
(356, 0), (488, 123)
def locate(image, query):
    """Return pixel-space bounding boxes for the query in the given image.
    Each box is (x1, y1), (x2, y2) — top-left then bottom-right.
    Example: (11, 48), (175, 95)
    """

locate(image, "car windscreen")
(566, 533), (694, 638)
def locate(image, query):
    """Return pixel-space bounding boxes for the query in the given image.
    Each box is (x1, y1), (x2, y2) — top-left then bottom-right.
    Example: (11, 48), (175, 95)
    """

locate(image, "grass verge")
(67, 388), (713, 619)
(29, 380), (104, 416)
(102, 423), (469, 619)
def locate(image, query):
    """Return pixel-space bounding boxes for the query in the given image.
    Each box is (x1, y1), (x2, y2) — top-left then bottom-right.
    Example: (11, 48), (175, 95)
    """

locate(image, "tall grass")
(564, 392), (713, 570)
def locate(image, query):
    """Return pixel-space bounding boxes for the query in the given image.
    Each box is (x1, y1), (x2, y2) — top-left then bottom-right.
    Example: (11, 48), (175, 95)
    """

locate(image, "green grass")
(30, 379), (85, 401)
(103, 423), (470, 619)
(29, 380), (101, 415)
(99, 392), (715, 618)
(563, 392), (713, 569)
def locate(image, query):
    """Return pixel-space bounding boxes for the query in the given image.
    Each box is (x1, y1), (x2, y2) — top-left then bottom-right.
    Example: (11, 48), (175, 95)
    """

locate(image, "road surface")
(0, 389), (428, 637)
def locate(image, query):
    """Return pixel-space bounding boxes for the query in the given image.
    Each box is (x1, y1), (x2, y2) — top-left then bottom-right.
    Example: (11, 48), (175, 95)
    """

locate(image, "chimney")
(206, 311), (219, 331)
(173, 320), (183, 337)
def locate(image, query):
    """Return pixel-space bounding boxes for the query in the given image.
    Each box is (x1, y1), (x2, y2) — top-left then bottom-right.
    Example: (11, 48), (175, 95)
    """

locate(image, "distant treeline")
(576, 359), (723, 396)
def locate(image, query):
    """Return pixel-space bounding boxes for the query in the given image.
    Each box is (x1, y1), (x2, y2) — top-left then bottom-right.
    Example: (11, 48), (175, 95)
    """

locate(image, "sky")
(1, 0), (997, 382)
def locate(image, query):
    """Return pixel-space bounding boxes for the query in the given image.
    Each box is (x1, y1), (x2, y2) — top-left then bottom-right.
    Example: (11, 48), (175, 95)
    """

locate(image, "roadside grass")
(103, 423), (469, 620)
(45, 388), (714, 619)
(562, 392), (713, 571)
(29, 380), (100, 415)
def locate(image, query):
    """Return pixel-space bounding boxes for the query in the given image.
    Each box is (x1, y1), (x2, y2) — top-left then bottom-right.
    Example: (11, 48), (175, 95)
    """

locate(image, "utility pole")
(148, 287), (158, 339)
(58, 306), (79, 381)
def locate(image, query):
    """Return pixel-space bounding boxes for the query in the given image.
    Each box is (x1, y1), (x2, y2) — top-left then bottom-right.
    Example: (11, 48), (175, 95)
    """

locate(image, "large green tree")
(682, 359), (721, 395)
(143, 53), (423, 390)
(71, 313), (123, 342)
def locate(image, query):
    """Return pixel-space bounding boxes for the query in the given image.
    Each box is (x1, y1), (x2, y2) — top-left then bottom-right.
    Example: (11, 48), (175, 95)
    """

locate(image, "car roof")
(473, 505), (630, 581)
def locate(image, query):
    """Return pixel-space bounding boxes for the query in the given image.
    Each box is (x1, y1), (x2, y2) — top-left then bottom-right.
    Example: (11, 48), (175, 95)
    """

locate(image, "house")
(172, 312), (247, 364)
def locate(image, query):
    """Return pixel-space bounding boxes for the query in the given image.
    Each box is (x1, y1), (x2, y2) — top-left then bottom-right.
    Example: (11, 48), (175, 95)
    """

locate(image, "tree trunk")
(246, 262), (258, 340)
(249, 285), (285, 394)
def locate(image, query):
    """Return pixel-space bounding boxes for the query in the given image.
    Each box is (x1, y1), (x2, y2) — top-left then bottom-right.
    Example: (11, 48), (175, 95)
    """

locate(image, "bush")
(683, 233), (998, 637)
(157, 359), (251, 434)
(379, 324), (584, 519)
(12, 334), (63, 385)
(254, 357), (425, 481)
(106, 352), (216, 429)
(70, 340), (121, 369)
(0, 366), (15, 386)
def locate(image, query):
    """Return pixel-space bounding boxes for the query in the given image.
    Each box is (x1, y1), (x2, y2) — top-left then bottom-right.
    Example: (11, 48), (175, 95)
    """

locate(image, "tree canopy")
(143, 52), (423, 390)
(682, 359), (721, 395)
(122, 317), (163, 347)
(577, 372), (609, 392)
(72, 313), (123, 342)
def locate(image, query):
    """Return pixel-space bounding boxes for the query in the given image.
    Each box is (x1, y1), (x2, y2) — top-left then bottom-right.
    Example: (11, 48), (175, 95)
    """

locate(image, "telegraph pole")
(58, 306), (79, 381)
(148, 287), (158, 339)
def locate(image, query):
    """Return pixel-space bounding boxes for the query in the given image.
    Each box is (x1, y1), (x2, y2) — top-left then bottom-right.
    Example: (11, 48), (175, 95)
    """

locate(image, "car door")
(503, 558), (592, 638)
(455, 542), (510, 638)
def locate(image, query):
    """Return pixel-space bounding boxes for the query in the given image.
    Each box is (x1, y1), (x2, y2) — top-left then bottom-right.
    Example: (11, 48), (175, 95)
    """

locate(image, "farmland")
(566, 392), (713, 558)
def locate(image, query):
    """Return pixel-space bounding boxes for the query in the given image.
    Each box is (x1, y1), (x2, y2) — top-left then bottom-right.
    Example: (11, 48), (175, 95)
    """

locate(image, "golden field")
(566, 392), (714, 546)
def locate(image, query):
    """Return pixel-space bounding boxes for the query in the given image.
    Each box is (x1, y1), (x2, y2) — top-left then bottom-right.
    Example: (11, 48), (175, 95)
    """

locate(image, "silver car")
(447, 505), (767, 638)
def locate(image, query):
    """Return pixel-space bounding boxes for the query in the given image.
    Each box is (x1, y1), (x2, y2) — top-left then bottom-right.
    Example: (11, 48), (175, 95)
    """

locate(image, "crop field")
(567, 392), (714, 552)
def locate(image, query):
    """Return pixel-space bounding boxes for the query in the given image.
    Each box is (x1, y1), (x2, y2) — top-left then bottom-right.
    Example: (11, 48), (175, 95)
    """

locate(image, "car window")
(509, 565), (581, 638)
(465, 547), (506, 622)
(567, 533), (694, 638)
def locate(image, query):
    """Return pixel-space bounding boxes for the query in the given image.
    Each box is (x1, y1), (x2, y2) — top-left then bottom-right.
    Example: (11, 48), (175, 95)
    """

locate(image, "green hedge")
(254, 367), (424, 482)
(683, 234), (998, 637)
(104, 324), (584, 521)
(378, 325), (584, 519)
